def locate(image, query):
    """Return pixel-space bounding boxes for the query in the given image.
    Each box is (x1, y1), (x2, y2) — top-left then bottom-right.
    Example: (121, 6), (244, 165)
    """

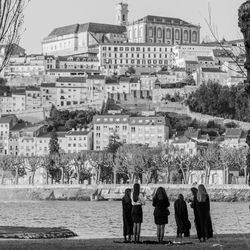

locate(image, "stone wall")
(0, 184), (249, 202)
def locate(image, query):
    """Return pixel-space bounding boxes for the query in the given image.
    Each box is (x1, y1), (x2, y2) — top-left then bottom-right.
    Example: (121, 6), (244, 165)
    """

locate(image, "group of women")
(122, 183), (213, 244)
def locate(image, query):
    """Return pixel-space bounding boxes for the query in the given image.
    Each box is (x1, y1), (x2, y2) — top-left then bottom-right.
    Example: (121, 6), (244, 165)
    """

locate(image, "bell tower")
(116, 2), (129, 26)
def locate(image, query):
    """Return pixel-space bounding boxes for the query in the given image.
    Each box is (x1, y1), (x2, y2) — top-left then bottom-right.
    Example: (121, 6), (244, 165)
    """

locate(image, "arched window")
(184, 30), (188, 41)
(192, 31), (197, 42)
(212, 173), (219, 184)
(157, 28), (162, 38)
(166, 29), (171, 39)
(201, 173), (205, 184)
(191, 174), (197, 184)
(175, 29), (180, 40)
(148, 27), (153, 37)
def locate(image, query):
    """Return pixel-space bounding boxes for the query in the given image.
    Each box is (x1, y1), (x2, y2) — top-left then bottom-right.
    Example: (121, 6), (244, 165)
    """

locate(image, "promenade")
(0, 234), (249, 250)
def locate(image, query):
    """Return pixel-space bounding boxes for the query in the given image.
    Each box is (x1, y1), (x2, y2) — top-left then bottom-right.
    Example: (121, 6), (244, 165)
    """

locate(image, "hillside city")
(0, 3), (249, 187)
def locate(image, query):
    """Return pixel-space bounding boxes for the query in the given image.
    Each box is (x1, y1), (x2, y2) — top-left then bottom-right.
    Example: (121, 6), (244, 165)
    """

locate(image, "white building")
(93, 114), (169, 150)
(99, 43), (173, 75)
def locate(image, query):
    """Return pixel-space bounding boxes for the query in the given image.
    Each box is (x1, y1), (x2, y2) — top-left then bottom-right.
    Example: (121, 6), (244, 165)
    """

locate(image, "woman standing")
(122, 188), (133, 242)
(174, 194), (191, 238)
(152, 187), (170, 244)
(196, 184), (213, 242)
(189, 187), (202, 240)
(131, 183), (145, 243)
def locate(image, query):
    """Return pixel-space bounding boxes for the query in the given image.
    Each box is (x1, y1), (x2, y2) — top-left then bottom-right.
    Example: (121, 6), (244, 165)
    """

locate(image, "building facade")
(93, 114), (169, 150)
(127, 15), (200, 45)
(99, 43), (173, 74)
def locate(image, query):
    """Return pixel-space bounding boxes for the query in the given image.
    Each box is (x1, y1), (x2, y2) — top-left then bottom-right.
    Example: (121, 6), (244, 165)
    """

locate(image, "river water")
(0, 201), (249, 239)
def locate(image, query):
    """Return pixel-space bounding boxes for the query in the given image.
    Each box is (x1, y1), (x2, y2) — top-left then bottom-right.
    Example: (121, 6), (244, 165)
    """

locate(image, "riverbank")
(0, 234), (249, 250)
(0, 184), (249, 202)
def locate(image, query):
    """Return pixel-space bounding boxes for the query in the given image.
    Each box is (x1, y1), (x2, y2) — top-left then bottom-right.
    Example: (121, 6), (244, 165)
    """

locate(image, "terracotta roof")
(129, 116), (166, 126)
(87, 75), (105, 80)
(105, 77), (119, 84)
(41, 83), (56, 88)
(225, 128), (242, 139)
(79, 23), (126, 34)
(184, 128), (200, 139)
(67, 130), (91, 136)
(119, 77), (131, 82)
(26, 86), (40, 91)
(186, 60), (198, 64)
(38, 131), (66, 138)
(12, 89), (26, 95)
(130, 77), (140, 83)
(213, 49), (234, 58)
(201, 68), (225, 73)
(197, 56), (214, 61)
(48, 24), (79, 37)
(47, 23), (126, 38)
(93, 115), (130, 124)
(56, 77), (86, 83)
(136, 15), (198, 28)
(172, 136), (192, 144)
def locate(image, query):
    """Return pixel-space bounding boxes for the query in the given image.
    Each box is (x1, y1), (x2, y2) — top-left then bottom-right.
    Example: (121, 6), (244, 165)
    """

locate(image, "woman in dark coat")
(152, 187), (170, 243)
(189, 187), (202, 240)
(196, 184), (213, 242)
(174, 194), (191, 238)
(122, 188), (133, 242)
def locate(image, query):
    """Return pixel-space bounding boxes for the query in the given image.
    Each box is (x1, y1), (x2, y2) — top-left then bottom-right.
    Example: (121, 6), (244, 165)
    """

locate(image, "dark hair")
(133, 183), (140, 202)
(191, 187), (198, 196)
(155, 187), (167, 201)
(123, 188), (131, 204)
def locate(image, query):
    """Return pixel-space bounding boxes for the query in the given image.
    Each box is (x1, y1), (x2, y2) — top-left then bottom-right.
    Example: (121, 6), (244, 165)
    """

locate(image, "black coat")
(122, 197), (133, 236)
(190, 195), (202, 239)
(174, 199), (191, 236)
(196, 195), (213, 239)
(153, 196), (170, 225)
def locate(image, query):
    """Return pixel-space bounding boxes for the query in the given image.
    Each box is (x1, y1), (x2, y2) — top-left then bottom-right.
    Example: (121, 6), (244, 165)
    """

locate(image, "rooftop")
(197, 56), (214, 61)
(56, 77), (86, 83)
(46, 22), (126, 39)
(201, 67), (225, 73)
(41, 83), (56, 88)
(132, 15), (198, 28)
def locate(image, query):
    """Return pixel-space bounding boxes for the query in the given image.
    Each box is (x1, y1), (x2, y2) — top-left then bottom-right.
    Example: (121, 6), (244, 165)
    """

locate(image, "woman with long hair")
(196, 184), (213, 242)
(122, 188), (133, 242)
(152, 187), (170, 244)
(174, 194), (191, 238)
(131, 183), (145, 243)
(189, 187), (202, 240)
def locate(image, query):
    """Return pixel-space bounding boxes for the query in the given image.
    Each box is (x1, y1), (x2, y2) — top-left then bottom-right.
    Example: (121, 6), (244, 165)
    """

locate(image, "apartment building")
(56, 77), (88, 108)
(0, 94), (13, 114)
(99, 43), (173, 74)
(12, 89), (26, 113)
(41, 83), (57, 109)
(25, 86), (42, 110)
(93, 114), (169, 150)
(0, 115), (18, 155)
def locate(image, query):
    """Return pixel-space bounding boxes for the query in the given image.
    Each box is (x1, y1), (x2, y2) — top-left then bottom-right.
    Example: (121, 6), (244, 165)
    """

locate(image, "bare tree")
(0, 0), (28, 72)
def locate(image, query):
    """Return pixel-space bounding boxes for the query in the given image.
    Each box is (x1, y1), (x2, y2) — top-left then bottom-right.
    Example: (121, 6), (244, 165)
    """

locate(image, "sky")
(21, 0), (245, 54)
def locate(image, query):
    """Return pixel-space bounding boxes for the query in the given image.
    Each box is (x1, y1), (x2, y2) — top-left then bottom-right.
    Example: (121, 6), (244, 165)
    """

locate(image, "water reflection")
(0, 201), (249, 239)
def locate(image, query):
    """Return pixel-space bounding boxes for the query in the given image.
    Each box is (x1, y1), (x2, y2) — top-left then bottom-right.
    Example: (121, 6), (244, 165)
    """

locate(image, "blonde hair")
(197, 184), (208, 202)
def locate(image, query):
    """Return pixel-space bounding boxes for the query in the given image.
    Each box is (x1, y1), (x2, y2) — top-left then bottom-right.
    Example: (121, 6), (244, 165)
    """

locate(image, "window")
(157, 28), (162, 38)
(192, 31), (197, 42)
(175, 29), (180, 40)
(184, 30), (188, 41)
(131, 127), (135, 132)
(166, 29), (171, 39)
(148, 27), (153, 37)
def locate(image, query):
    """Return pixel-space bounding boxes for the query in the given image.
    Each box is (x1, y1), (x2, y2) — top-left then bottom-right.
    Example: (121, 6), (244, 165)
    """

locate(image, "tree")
(126, 66), (136, 76)
(106, 134), (122, 184)
(49, 128), (60, 155)
(25, 156), (43, 185)
(0, 0), (28, 72)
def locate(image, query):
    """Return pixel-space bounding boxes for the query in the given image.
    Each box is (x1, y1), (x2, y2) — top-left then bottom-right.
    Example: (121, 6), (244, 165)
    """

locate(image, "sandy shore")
(0, 234), (249, 250)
